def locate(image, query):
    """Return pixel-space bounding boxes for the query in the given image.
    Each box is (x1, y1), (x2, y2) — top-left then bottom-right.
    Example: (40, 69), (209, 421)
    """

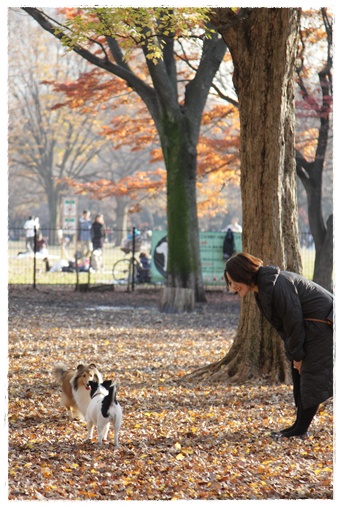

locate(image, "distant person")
(137, 252), (151, 283)
(222, 217), (242, 233)
(35, 232), (50, 271)
(23, 216), (39, 252)
(77, 210), (92, 259)
(57, 226), (70, 260)
(222, 228), (236, 260)
(91, 214), (106, 271)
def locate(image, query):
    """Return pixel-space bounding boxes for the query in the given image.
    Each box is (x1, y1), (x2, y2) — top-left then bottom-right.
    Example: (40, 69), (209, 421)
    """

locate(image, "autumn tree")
(59, 86), (240, 235)
(8, 11), (106, 243)
(98, 148), (163, 245)
(21, 7), (228, 306)
(51, 81), (168, 244)
(185, 8), (302, 383)
(295, 8), (333, 291)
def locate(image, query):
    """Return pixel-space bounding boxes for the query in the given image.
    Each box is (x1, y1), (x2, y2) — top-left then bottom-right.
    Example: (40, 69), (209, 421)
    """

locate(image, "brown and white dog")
(53, 363), (103, 420)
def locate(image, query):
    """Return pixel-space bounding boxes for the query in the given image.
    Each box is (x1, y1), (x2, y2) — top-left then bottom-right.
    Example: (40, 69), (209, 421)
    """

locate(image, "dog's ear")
(76, 364), (85, 371)
(88, 363), (97, 369)
(102, 380), (112, 390)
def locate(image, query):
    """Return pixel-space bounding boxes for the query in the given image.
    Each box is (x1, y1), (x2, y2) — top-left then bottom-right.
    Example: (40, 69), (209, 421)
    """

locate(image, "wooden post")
(159, 287), (195, 313)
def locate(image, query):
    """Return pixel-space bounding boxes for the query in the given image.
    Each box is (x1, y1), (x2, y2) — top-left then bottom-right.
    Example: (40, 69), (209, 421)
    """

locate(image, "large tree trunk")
(187, 8), (301, 383)
(148, 29), (227, 308)
(160, 113), (205, 306)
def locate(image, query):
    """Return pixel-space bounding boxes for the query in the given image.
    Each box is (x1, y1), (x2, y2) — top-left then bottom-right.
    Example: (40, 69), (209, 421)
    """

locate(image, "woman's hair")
(224, 252), (263, 286)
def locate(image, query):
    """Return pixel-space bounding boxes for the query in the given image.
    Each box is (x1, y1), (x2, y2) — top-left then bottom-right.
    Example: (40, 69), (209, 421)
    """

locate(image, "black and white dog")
(85, 380), (122, 446)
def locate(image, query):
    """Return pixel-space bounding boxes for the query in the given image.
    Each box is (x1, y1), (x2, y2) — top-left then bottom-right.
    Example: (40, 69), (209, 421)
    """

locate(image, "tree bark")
(115, 197), (130, 246)
(188, 7), (301, 383)
(46, 188), (60, 245)
(160, 287), (195, 313)
(160, 112), (203, 302)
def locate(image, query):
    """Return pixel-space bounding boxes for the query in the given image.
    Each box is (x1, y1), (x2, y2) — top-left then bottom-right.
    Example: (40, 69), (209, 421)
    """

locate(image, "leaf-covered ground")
(7, 286), (334, 500)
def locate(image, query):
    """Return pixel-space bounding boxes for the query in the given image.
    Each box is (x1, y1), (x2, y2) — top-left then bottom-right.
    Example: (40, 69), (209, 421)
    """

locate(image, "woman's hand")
(293, 360), (302, 374)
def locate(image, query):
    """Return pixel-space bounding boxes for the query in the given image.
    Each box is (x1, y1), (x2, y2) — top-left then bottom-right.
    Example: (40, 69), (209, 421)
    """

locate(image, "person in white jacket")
(23, 216), (39, 252)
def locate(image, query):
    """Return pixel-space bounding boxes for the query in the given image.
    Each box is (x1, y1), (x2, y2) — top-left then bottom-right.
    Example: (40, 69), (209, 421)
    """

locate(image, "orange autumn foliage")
(50, 62), (240, 216)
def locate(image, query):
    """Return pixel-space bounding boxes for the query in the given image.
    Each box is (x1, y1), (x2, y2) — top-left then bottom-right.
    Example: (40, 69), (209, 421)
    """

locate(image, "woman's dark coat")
(255, 266), (333, 409)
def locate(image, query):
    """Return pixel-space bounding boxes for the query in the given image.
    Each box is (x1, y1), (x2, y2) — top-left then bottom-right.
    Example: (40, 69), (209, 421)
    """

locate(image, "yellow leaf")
(174, 442), (181, 450)
(182, 447), (193, 455)
(176, 453), (184, 460)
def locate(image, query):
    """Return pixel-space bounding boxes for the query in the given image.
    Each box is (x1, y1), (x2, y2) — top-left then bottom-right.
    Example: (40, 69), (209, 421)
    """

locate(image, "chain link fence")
(8, 227), (316, 290)
(8, 226), (152, 290)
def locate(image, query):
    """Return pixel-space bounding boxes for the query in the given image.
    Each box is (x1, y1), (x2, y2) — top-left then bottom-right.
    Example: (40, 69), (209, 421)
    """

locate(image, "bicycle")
(112, 255), (151, 285)
(113, 229), (152, 285)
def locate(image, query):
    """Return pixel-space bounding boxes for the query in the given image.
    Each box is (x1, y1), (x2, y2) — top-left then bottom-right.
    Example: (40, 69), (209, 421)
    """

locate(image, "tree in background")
(295, 8), (333, 292)
(8, 12), (106, 243)
(49, 83), (169, 242)
(58, 86), (240, 234)
(22, 7), (228, 306)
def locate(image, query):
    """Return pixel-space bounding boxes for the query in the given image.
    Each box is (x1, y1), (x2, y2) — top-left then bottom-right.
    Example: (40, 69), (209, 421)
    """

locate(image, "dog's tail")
(101, 381), (119, 418)
(53, 363), (68, 384)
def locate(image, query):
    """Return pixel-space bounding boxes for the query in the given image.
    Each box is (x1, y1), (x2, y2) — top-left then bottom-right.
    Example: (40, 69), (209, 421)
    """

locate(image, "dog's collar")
(91, 392), (103, 399)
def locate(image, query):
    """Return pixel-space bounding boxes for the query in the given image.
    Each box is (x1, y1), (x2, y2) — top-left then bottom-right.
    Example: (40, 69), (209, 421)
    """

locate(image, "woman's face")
(225, 273), (255, 298)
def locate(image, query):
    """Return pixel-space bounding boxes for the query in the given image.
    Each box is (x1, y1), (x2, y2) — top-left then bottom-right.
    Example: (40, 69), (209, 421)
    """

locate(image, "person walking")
(91, 214), (106, 271)
(78, 210), (92, 259)
(23, 215), (39, 252)
(224, 252), (333, 440)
